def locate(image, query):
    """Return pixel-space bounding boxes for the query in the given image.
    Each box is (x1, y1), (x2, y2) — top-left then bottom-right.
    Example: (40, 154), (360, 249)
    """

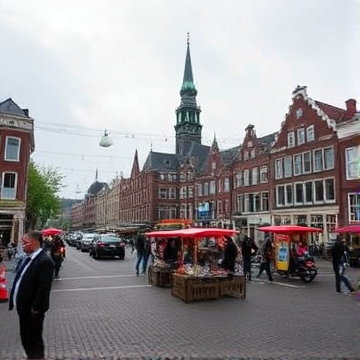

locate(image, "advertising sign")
(274, 234), (290, 271)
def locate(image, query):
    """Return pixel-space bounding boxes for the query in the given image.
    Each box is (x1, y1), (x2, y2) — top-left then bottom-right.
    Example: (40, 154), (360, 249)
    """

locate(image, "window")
(295, 183), (303, 204)
(314, 180), (324, 202)
(293, 154), (302, 176)
(324, 147), (334, 170)
(296, 108), (303, 119)
(325, 178), (335, 201)
(180, 186), (187, 199)
(197, 184), (202, 197)
(260, 166), (268, 183)
(224, 178), (230, 192)
(284, 156), (292, 178)
(297, 128), (305, 145)
(275, 159), (283, 179)
(251, 167), (258, 185)
(210, 180), (216, 195)
(313, 150), (323, 172)
(250, 149), (255, 158)
(243, 170), (249, 186)
(244, 150), (249, 161)
(286, 184), (293, 205)
(188, 186), (194, 199)
(303, 151), (312, 173)
(235, 171), (242, 187)
(247, 141), (253, 148)
(306, 125), (315, 142)
(348, 194), (360, 222)
(237, 195), (245, 213)
(5, 137), (20, 161)
(1, 172), (17, 199)
(218, 179), (222, 193)
(346, 147), (359, 179)
(305, 182), (313, 203)
(261, 192), (269, 211)
(169, 188), (176, 199)
(203, 182), (209, 196)
(159, 188), (167, 199)
(211, 162), (216, 170)
(276, 186), (285, 206)
(287, 132), (295, 148)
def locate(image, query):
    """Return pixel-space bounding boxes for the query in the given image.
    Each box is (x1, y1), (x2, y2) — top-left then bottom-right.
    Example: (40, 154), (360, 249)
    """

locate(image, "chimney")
(345, 99), (356, 117)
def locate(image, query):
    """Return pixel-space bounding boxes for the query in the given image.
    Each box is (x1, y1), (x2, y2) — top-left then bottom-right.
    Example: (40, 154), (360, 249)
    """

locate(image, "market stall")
(145, 227), (245, 302)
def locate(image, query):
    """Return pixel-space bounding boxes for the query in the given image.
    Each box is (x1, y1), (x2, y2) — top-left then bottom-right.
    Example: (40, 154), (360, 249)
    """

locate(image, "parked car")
(89, 234), (125, 260)
(80, 233), (99, 252)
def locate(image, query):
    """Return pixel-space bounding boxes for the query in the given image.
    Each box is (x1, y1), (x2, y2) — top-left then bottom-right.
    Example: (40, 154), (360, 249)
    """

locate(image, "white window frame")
(285, 184), (293, 206)
(294, 182), (304, 205)
(244, 150), (249, 161)
(261, 192), (269, 212)
(159, 188), (167, 199)
(209, 180), (216, 195)
(169, 187), (177, 199)
(250, 149), (255, 158)
(297, 128), (305, 145)
(5, 137), (21, 161)
(293, 154), (302, 176)
(313, 149), (323, 172)
(284, 156), (292, 178)
(251, 167), (258, 185)
(276, 185), (285, 207)
(275, 158), (283, 179)
(304, 181), (313, 204)
(345, 147), (359, 179)
(314, 179), (324, 204)
(303, 151), (312, 173)
(348, 193), (360, 222)
(243, 170), (249, 186)
(1, 172), (17, 199)
(287, 132), (295, 148)
(324, 147), (334, 170)
(224, 178), (230, 192)
(324, 178), (335, 202)
(260, 166), (268, 183)
(306, 125), (315, 142)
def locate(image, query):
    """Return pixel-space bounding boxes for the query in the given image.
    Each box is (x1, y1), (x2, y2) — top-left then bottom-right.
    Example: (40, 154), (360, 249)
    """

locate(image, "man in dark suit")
(9, 230), (54, 359)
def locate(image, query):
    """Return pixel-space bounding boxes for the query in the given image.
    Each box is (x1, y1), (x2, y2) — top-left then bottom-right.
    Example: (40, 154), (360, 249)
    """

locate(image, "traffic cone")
(0, 263), (9, 303)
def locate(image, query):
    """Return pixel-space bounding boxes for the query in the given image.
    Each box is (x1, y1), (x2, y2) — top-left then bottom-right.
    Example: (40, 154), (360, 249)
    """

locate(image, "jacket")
(9, 250), (54, 315)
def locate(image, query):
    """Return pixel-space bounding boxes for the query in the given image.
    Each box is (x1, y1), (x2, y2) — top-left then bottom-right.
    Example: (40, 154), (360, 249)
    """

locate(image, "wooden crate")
(218, 275), (246, 299)
(172, 275), (219, 302)
(148, 265), (172, 287)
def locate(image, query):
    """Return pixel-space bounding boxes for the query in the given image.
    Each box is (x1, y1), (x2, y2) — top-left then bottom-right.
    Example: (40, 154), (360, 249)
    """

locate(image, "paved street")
(1, 246), (359, 360)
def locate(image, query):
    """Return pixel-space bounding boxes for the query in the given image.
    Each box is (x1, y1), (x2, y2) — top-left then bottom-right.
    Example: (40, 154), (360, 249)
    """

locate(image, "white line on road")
(56, 274), (136, 280)
(52, 284), (152, 292)
(254, 280), (305, 288)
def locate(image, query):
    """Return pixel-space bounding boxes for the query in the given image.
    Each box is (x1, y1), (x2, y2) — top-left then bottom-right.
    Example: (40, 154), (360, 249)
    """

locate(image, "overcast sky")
(0, 0), (358, 199)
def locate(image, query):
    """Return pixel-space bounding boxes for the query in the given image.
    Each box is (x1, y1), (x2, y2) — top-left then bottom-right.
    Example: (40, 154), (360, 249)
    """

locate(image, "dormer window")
(296, 108), (303, 119)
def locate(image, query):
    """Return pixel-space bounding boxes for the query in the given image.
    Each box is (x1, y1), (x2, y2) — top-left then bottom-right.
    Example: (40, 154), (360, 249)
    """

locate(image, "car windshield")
(101, 235), (120, 243)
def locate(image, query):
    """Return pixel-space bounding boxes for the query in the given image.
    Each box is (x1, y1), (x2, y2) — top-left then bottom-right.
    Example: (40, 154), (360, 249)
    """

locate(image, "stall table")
(171, 273), (246, 302)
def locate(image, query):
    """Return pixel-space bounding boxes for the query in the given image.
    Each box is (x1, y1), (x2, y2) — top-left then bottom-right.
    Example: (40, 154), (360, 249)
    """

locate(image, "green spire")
(181, 33), (197, 95)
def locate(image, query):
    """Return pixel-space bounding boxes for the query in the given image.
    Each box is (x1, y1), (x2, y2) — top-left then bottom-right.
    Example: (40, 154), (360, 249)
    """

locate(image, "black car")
(89, 234), (125, 260)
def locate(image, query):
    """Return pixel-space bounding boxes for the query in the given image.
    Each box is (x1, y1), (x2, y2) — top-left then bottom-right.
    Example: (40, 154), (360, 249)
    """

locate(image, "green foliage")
(26, 160), (65, 229)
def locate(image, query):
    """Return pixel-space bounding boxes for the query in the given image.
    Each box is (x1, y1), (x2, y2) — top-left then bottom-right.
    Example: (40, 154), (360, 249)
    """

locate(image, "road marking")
(56, 274), (136, 280)
(52, 284), (152, 292)
(254, 280), (305, 288)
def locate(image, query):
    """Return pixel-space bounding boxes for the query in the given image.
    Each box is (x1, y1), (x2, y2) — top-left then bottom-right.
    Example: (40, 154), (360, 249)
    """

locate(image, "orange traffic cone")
(0, 263), (9, 303)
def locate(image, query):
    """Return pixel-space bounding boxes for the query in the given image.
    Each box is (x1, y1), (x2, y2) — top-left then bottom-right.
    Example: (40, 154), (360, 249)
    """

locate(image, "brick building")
(0, 98), (34, 245)
(70, 42), (359, 245)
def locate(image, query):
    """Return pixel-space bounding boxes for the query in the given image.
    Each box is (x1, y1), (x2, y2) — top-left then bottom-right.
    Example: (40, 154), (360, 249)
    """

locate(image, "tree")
(26, 160), (64, 229)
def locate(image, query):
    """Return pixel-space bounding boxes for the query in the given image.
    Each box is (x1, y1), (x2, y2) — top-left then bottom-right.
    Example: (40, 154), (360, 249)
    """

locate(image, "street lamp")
(99, 130), (113, 148)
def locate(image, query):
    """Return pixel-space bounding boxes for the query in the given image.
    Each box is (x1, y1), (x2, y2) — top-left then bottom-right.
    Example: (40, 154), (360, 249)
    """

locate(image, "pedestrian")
(256, 236), (273, 281)
(241, 235), (258, 281)
(50, 235), (65, 278)
(9, 230), (54, 360)
(141, 238), (151, 274)
(135, 233), (145, 276)
(222, 236), (238, 273)
(332, 236), (355, 293)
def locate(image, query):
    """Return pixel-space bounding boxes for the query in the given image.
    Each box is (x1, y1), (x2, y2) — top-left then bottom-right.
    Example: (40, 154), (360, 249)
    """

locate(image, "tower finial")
(187, 32), (190, 45)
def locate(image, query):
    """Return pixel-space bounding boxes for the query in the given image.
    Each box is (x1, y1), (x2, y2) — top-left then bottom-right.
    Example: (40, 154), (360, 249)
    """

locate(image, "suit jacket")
(9, 250), (54, 315)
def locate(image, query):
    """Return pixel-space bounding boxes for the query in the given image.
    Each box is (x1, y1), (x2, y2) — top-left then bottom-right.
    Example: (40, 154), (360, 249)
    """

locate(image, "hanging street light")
(99, 130), (113, 147)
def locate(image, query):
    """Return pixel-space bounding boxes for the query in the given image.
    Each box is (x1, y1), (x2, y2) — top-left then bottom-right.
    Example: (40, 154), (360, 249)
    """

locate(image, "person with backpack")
(256, 236), (273, 281)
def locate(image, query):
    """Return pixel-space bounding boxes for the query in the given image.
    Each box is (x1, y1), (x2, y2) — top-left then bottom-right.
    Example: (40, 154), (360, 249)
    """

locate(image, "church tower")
(175, 34), (202, 156)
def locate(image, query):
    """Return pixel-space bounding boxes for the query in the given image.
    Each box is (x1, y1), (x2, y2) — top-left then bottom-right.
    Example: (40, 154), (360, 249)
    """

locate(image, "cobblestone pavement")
(1, 247), (359, 360)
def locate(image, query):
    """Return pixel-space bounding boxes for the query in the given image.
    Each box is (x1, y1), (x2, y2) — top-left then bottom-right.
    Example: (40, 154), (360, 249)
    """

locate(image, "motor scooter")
(278, 253), (317, 283)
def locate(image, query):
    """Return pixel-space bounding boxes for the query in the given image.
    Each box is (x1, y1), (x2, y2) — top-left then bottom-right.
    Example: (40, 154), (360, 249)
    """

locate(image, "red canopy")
(258, 225), (322, 234)
(145, 227), (237, 239)
(42, 228), (62, 236)
(334, 224), (360, 233)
